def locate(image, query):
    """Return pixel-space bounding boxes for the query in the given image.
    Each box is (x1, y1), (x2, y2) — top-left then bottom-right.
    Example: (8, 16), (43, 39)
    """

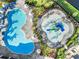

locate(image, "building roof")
(67, 0), (79, 10)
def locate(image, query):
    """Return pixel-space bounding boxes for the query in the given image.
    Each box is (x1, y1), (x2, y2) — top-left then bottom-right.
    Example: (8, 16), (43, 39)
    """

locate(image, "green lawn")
(56, 48), (65, 59)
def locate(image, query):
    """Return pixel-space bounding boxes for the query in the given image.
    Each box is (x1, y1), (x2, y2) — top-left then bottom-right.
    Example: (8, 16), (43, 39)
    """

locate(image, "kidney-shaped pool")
(3, 8), (35, 55)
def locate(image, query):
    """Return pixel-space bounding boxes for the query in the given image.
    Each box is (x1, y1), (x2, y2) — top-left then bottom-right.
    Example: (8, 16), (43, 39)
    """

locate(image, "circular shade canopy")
(41, 9), (74, 48)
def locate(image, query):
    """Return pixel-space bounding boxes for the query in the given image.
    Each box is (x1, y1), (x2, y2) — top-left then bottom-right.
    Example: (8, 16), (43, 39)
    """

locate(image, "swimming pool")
(3, 8), (35, 54)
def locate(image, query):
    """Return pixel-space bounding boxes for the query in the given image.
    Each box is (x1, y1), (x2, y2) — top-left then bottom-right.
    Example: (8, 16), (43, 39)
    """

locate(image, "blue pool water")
(55, 22), (64, 32)
(47, 22), (64, 32)
(3, 8), (35, 54)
